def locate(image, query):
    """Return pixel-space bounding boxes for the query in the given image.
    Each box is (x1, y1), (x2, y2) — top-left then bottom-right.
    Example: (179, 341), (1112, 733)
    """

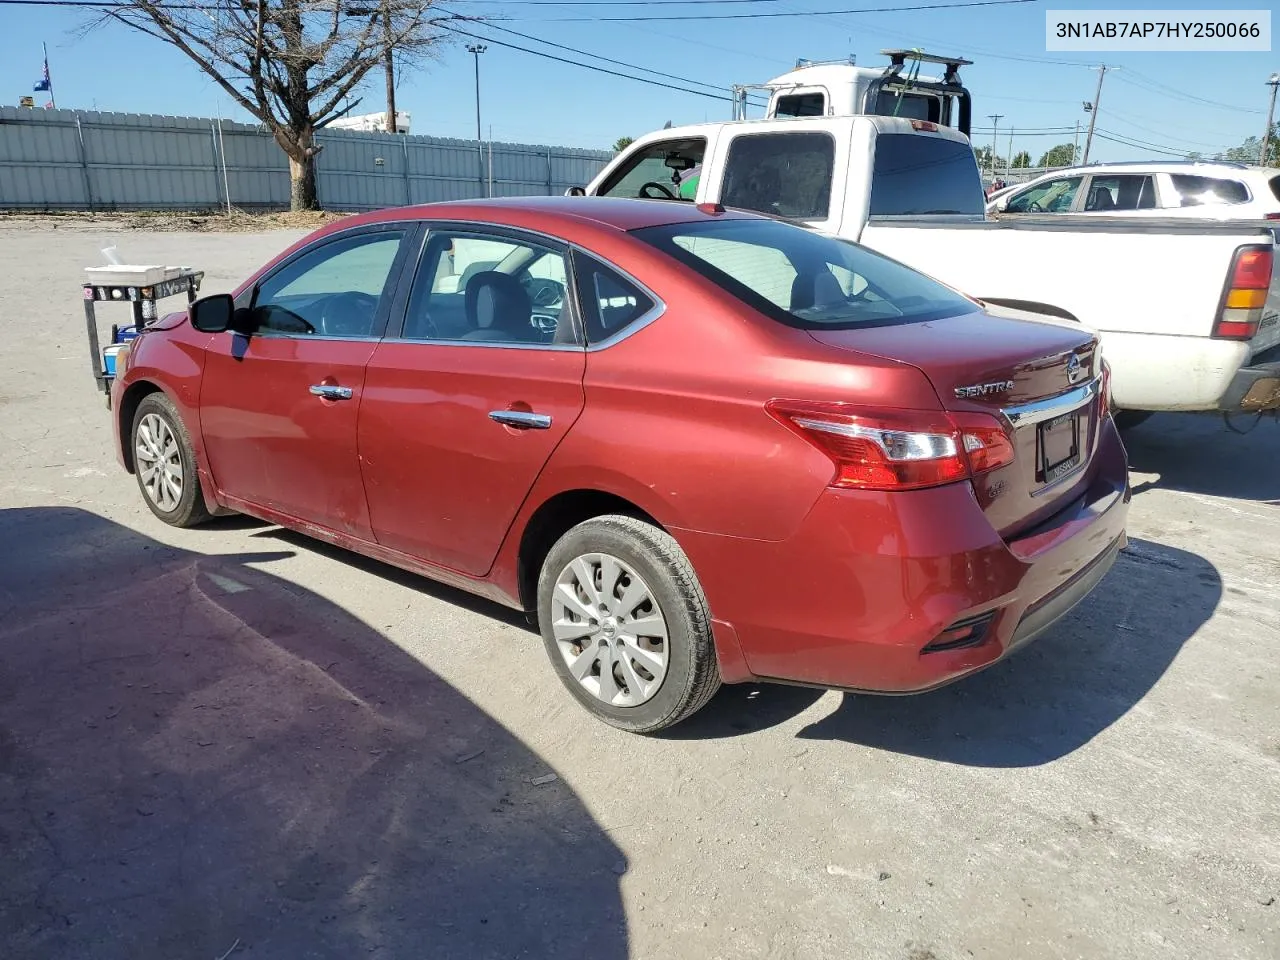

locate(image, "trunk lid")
(809, 307), (1101, 537)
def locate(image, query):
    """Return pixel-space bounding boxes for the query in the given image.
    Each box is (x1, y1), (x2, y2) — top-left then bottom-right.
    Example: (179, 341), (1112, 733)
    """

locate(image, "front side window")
(252, 231), (405, 337)
(401, 231), (575, 346)
(721, 132), (835, 220)
(869, 134), (984, 216)
(597, 137), (706, 202)
(633, 216), (974, 330)
(1170, 175), (1250, 207)
(1004, 177), (1083, 214)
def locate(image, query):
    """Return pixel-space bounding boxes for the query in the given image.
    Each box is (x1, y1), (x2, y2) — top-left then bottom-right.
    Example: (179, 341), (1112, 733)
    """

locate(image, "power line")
(443, 24), (738, 101)
(501, 0), (1040, 23)
(1115, 70), (1265, 116)
(1092, 129), (1192, 158)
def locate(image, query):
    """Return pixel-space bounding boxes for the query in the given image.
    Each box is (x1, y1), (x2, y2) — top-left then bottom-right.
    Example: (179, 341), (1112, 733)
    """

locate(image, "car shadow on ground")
(792, 537), (1219, 766)
(251, 526), (536, 632)
(0, 507), (627, 960)
(1122, 413), (1280, 502)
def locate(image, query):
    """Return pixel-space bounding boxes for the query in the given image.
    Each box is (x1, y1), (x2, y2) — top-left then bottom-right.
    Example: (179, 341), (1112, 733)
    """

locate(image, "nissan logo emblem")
(1066, 354), (1083, 384)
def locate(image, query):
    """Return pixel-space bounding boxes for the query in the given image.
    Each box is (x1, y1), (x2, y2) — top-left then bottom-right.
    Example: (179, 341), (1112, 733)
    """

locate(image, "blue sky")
(1, 0), (1275, 161)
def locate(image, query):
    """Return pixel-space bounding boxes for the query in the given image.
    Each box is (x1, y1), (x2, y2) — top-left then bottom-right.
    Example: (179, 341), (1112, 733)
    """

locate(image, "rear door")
(359, 225), (586, 576)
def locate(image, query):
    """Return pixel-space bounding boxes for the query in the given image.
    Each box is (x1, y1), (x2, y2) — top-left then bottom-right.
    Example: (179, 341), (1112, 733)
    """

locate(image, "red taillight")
(1265, 213), (1280, 221)
(1214, 245), (1273, 341)
(1097, 357), (1113, 419)
(766, 400), (1015, 492)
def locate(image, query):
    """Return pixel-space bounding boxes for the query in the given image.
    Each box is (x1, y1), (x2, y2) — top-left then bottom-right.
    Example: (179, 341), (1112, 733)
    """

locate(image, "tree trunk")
(288, 153), (319, 211)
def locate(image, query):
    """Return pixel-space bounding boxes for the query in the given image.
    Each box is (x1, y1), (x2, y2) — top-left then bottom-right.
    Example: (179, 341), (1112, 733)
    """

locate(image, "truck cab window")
(721, 132), (835, 220)
(597, 137), (706, 201)
(774, 92), (826, 117)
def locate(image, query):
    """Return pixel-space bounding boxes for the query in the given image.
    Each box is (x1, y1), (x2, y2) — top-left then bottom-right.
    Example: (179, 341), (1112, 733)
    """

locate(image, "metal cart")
(83, 270), (204, 407)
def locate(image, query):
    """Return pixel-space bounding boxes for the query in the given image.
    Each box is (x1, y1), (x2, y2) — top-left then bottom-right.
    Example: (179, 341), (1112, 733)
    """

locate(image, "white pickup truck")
(579, 115), (1280, 421)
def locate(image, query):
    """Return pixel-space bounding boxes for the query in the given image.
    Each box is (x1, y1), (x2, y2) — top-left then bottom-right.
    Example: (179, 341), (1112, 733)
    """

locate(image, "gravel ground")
(1, 221), (1277, 960)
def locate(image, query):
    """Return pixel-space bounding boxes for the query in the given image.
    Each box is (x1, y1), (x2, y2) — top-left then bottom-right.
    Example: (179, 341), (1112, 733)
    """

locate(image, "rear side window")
(1085, 175), (1157, 211)
(868, 134), (984, 216)
(632, 216), (974, 330)
(1170, 175), (1250, 206)
(1271, 176), (1280, 202)
(573, 254), (655, 344)
(774, 93), (826, 118)
(721, 132), (835, 220)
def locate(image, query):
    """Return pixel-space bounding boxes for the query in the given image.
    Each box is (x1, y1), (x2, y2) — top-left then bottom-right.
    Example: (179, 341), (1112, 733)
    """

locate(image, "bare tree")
(101, 1), (452, 209)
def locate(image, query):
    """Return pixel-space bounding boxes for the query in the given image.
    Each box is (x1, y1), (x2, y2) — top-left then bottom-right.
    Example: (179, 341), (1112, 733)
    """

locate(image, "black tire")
(536, 515), (721, 733)
(1113, 410), (1153, 431)
(130, 392), (212, 528)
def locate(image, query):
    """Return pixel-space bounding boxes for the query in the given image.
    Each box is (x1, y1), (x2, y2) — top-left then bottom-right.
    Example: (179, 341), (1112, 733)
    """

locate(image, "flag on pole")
(33, 58), (50, 92)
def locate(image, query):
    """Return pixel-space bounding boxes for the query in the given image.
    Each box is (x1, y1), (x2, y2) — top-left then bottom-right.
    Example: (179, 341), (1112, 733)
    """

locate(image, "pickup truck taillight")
(766, 400), (1014, 491)
(1213, 245), (1273, 341)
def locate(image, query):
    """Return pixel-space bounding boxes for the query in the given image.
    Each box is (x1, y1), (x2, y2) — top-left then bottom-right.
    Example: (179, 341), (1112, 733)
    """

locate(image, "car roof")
(322, 196), (754, 238)
(1017, 161), (1275, 184)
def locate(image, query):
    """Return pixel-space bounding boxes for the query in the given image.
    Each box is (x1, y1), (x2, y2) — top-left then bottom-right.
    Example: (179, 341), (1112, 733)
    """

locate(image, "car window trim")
(384, 220), (586, 350)
(242, 220), (418, 342)
(569, 249), (667, 351)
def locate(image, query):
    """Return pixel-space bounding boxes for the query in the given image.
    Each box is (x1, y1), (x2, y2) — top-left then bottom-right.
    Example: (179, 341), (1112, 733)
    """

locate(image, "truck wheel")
(131, 393), (211, 528)
(537, 515), (721, 734)
(1113, 410), (1153, 431)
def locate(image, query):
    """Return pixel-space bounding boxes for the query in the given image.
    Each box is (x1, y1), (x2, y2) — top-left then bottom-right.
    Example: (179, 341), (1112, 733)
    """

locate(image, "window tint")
(1270, 176), (1280, 203)
(633, 217), (974, 330)
(251, 231), (404, 337)
(574, 254), (656, 343)
(721, 132), (835, 220)
(597, 137), (705, 201)
(868, 134), (984, 216)
(774, 93), (826, 118)
(873, 90), (939, 123)
(1004, 177), (1083, 214)
(401, 231), (575, 345)
(1084, 175), (1156, 211)
(1170, 175), (1250, 206)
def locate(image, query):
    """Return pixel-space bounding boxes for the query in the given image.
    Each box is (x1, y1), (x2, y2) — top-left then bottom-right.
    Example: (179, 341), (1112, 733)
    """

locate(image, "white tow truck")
(576, 53), (1280, 421)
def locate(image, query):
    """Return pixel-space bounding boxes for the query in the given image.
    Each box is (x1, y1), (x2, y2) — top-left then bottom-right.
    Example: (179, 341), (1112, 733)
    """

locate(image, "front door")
(199, 225), (414, 538)
(360, 226), (586, 576)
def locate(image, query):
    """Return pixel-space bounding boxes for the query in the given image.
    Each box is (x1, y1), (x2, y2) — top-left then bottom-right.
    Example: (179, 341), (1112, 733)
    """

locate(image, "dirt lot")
(1, 220), (1277, 960)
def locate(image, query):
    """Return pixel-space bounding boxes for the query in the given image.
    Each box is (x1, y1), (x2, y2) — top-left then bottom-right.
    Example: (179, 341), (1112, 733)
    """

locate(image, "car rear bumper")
(1217, 342), (1280, 412)
(674, 417), (1131, 693)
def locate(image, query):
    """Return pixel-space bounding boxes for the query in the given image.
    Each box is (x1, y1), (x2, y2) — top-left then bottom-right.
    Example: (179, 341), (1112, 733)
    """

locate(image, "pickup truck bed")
(862, 215), (1280, 411)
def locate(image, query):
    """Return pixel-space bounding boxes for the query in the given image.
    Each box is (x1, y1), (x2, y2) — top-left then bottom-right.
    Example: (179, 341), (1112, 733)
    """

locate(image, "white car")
(988, 161), (1280, 220)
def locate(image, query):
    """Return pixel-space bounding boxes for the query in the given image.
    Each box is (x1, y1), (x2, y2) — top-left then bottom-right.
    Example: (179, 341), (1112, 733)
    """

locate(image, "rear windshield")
(774, 93), (826, 118)
(869, 134), (985, 216)
(631, 217), (975, 330)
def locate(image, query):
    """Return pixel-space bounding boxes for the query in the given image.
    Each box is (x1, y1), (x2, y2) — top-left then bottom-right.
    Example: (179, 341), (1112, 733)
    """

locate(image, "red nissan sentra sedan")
(110, 197), (1129, 732)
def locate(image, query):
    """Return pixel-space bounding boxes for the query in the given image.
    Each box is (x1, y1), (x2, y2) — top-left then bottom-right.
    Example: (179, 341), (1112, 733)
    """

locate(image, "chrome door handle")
(309, 384), (354, 401)
(489, 410), (552, 430)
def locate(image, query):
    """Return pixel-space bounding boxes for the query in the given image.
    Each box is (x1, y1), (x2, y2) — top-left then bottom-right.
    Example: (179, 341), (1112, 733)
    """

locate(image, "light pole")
(987, 114), (1002, 180)
(1081, 64), (1114, 165)
(466, 43), (487, 197)
(1262, 74), (1280, 167)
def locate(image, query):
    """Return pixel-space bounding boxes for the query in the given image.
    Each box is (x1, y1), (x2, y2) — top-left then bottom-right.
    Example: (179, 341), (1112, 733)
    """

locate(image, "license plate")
(1039, 412), (1080, 483)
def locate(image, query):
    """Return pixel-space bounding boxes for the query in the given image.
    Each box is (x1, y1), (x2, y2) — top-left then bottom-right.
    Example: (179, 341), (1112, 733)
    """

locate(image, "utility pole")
(1263, 74), (1280, 167)
(1081, 64), (1115, 165)
(1006, 125), (1014, 178)
(987, 114), (1002, 179)
(466, 43), (487, 196)
(1073, 120), (1080, 165)
(382, 2), (398, 133)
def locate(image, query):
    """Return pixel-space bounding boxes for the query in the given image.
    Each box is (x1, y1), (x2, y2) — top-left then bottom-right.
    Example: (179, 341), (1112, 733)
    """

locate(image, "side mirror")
(564, 186), (586, 197)
(189, 293), (235, 333)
